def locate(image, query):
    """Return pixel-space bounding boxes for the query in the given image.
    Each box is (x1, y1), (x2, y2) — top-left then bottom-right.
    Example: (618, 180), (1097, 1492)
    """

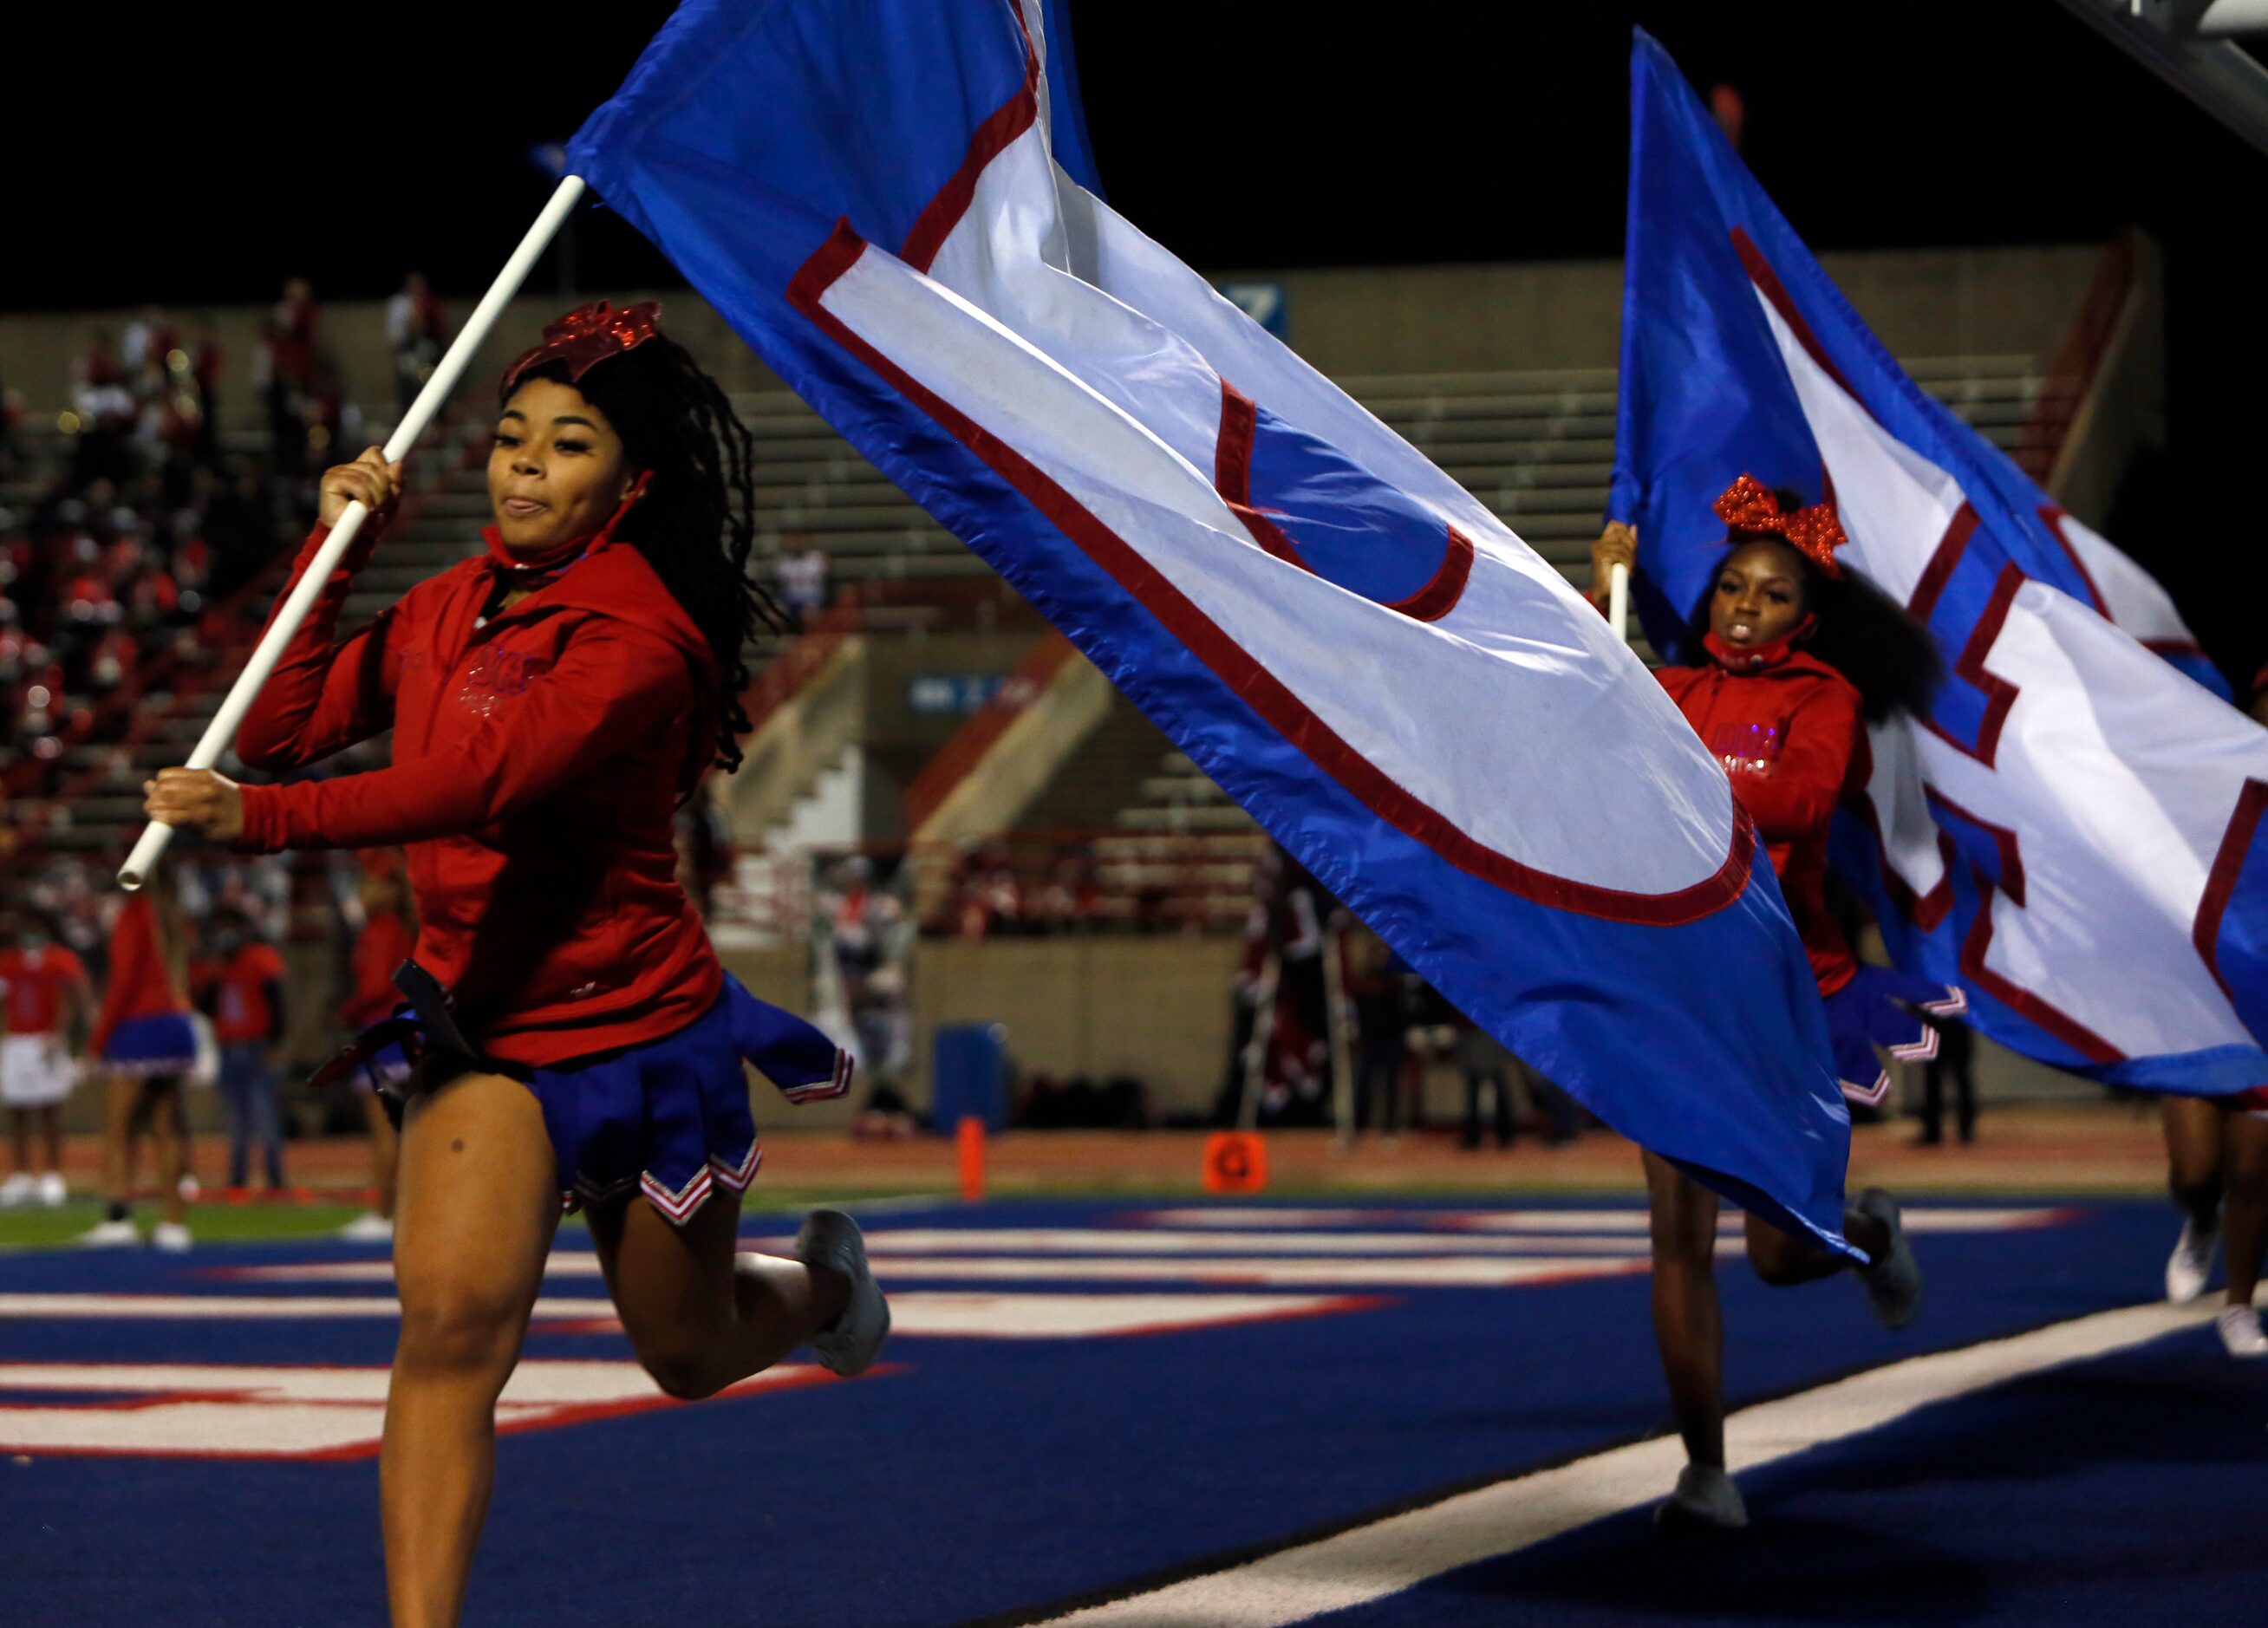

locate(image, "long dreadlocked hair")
(505, 338), (794, 777)
(1678, 485), (1945, 725)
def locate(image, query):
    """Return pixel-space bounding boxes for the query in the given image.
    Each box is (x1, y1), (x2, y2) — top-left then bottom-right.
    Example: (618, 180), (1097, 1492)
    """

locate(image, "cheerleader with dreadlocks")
(1592, 477), (1958, 1530)
(144, 304), (884, 1628)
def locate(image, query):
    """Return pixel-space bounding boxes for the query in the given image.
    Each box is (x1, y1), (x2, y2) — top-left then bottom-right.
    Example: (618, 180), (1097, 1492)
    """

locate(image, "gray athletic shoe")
(1852, 1188), (1922, 1330)
(1654, 1462), (1749, 1530)
(795, 1209), (890, 1377)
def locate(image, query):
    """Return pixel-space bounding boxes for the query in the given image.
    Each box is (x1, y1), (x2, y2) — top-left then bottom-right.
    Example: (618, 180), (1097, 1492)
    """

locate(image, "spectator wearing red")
(0, 915), (94, 1208)
(199, 908), (287, 1191)
(85, 874), (199, 1250)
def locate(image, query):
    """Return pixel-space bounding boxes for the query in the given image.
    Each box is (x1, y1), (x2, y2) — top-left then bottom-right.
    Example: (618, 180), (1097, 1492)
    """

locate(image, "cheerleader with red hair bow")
(1592, 476), (1958, 1529)
(144, 303), (886, 1628)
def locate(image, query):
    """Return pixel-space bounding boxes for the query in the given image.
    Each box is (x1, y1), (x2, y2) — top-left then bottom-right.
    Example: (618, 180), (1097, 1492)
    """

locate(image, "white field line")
(1037, 1297), (2232, 1627)
(207, 1253), (1659, 1292)
(1133, 1207), (2071, 1234)
(0, 1291), (1374, 1340)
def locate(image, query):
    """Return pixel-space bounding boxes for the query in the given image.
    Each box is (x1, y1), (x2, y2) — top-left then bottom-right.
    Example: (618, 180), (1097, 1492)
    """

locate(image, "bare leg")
(100, 1075), (139, 1212)
(364, 1092), (401, 1221)
(1643, 1149), (1724, 1469)
(381, 1073), (559, 1628)
(1745, 1204), (1884, 1286)
(8, 1108), (28, 1176)
(38, 1104), (62, 1177)
(2224, 1110), (2268, 1311)
(148, 1079), (187, 1228)
(587, 1190), (850, 1401)
(2162, 1096), (2226, 1228)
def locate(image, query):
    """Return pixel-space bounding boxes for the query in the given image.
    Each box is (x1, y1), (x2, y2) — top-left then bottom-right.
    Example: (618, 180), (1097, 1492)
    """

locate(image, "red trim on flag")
(1732, 226), (1860, 399)
(2036, 505), (2108, 615)
(898, 26), (1042, 273)
(1905, 505), (1980, 625)
(788, 220), (1756, 928)
(1926, 786), (2025, 908)
(1213, 383), (1315, 574)
(2193, 779), (2268, 1010)
(1212, 381), (1473, 618)
(1385, 529), (1476, 623)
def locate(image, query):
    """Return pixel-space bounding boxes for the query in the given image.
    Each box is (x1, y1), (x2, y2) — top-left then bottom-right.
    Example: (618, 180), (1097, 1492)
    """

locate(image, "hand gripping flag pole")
(117, 175), (588, 890)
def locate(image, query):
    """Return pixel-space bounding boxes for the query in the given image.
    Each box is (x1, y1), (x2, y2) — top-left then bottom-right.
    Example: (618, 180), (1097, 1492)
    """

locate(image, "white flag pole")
(119, 174), (589, 889)
(1608, 561), (1632, 641)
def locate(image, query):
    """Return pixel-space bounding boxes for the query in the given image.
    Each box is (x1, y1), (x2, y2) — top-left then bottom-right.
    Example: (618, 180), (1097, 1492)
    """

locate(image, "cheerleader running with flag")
(1593, 476), (1958, 1529)
(144, 303), (886, 1628)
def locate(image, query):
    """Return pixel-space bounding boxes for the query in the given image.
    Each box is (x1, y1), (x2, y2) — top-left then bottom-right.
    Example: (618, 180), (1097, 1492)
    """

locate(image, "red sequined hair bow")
(1712, 473), (1848, 578)
(502, 301), (664, 390)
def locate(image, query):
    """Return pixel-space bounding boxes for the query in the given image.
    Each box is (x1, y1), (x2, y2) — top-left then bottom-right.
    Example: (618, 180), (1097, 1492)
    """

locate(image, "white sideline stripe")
(1038, 1298), (2230, 1626)
(227, 1231), (1657, 1273)
(0, 1291), (1371, 1340)
(1137, 1207), (2072, 1234)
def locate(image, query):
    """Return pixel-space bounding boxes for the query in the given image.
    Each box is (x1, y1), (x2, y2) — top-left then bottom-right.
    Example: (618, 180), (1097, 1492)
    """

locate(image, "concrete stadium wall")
(0, 244), (2102, 427)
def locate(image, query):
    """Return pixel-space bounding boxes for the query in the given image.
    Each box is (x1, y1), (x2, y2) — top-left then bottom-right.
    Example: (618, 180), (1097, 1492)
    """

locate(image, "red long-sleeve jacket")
(232, 524), (726, 1066)
(1656, 648), (1862, 996)
(90, 894), (192, 1056)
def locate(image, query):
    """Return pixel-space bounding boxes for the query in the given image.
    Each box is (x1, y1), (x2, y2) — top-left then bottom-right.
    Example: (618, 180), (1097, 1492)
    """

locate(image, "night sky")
(11, 0), (2267, 675)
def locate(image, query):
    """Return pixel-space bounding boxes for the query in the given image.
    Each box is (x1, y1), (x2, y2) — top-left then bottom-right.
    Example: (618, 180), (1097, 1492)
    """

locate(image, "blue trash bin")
(932, 1023), (1009, 1133)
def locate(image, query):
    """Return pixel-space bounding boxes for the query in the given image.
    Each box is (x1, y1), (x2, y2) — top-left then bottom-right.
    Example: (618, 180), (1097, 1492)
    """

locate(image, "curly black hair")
(1680, 486), (1944, 724)
(505, 338), (794, 777)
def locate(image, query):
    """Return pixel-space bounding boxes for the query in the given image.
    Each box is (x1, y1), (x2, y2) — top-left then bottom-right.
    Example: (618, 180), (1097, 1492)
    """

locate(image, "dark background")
(9, 1), (2264, 681)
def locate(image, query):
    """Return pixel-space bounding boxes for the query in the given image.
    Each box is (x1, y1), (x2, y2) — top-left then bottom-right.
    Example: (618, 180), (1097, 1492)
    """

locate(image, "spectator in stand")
(774, 537), (830, 622)
(337, 851), (415, 1241)
(0, 911), (94, 1208)
(261, 277), (321, 473)
(385, 271), (448, 415)
(198, 907), (288, 1192)
(82, 873), (199, 1250)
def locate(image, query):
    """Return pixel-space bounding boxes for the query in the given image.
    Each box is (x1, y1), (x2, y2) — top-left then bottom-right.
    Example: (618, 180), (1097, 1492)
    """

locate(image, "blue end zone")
(0, 1198), (2251, 1626)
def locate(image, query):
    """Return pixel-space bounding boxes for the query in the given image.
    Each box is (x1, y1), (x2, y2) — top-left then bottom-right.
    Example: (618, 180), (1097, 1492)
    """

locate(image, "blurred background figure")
(1916, 1014), (1979, 1146)
(337, 851), (416, 1241)
(83, 873), (199, 1250)
(1343, 922), (1411, 1143)
(384, 271), (448, 416)
(197, 906), (287, 1192)
(0, 910), (94, 1208)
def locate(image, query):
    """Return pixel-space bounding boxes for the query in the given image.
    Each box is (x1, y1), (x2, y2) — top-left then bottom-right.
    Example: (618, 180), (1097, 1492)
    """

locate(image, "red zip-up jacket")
(1656, 648), (1862, 997)
(90, 894), (192, 1057)
(231, 523), (725, 1066)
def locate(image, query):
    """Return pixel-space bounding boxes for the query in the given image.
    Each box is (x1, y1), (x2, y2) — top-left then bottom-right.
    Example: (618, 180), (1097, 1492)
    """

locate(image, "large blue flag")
(568, 0), (1859, 1248)
(1611, 29), (2268, 1094)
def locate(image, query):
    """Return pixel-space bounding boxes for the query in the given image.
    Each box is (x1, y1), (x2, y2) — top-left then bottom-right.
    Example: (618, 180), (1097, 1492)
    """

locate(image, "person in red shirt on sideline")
(0, 911), (94, 1209)
(198, 907), (288, 1192)
(144, 303), (880, 1628)
(1591, 476), (1952, 1530)
(336, 850), (418, 1241)
(82, 872), (199, 1251)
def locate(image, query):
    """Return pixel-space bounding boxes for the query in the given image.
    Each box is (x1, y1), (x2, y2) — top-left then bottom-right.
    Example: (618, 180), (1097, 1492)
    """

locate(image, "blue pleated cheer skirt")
(100, 1012), (200, 1077)
(1822, 964), (1966, 1106)
(526, 975), (851, 1225)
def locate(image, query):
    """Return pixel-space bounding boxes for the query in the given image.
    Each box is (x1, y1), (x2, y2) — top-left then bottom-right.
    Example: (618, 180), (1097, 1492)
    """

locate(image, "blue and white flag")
(1610, 29), (2268, 1094)
(568, 0), (1858, 1247)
